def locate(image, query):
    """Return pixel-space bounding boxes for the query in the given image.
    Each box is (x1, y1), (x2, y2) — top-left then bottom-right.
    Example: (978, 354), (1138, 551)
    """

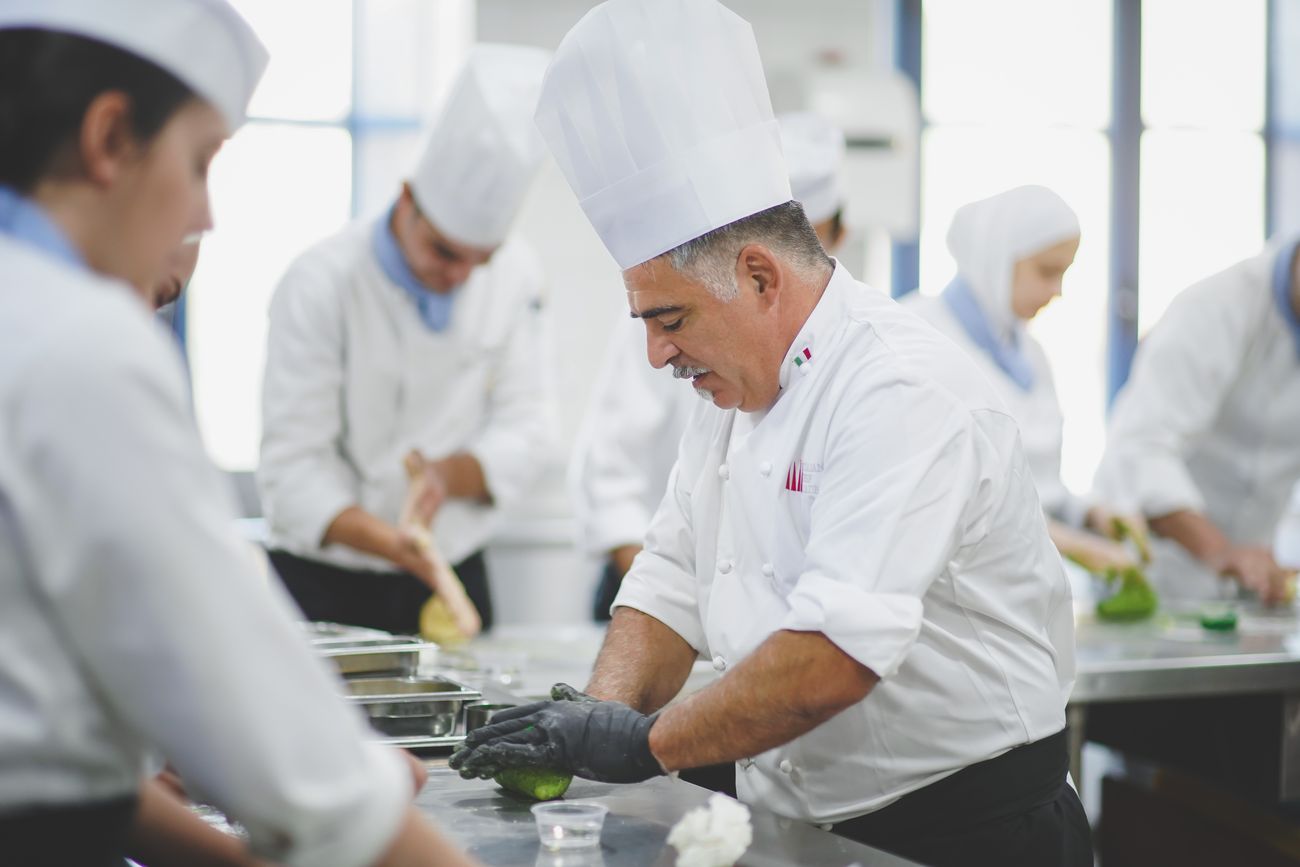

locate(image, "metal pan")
(345, 676), (482, 738)
(320, 638), (436, 678)
(300, 621), (393, 646)
(464, 702), (518, 733)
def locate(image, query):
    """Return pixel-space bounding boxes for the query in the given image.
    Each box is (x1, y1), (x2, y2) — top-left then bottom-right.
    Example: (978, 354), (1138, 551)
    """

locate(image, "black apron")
(830, 728), (1092, 867)
(0, 796), (137, 867)
(269, 547), (493, 633)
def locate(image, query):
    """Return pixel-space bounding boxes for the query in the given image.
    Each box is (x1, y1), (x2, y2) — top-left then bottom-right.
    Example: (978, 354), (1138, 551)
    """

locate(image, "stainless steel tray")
(379, 733), (465, 751)
(345, 676), (481, 738)
(320, 638), (436, 678)
(300, 621), (393, 646)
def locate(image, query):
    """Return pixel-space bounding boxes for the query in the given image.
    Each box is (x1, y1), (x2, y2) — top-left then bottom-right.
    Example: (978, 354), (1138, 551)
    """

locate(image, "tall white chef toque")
(535, 0), (792, 270)
(409, 44), (552, 250)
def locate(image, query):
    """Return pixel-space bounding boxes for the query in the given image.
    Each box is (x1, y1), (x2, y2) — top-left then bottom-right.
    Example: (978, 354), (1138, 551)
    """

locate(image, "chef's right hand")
(449, 698), (662, 784)
(1212, 545), (1294, 605)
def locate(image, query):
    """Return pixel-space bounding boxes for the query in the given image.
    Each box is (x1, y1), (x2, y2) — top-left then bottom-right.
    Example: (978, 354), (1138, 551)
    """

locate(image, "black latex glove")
(448, 697), (662, 784)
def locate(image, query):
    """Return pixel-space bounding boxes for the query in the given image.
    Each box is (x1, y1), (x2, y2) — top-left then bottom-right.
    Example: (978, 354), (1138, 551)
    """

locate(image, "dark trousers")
(0, 796), (136, 867)
(832, 729), (1092, 867)
(592, 557), (623, 622)
(269, 548), (493, 635)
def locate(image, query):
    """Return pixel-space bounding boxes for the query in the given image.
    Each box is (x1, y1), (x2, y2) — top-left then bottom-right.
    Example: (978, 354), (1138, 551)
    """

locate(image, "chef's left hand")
(448, 698), (662, 784)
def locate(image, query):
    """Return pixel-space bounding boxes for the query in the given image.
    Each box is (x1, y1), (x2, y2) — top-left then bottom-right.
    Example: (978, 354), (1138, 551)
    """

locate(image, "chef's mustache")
(672, 365), (709, 379)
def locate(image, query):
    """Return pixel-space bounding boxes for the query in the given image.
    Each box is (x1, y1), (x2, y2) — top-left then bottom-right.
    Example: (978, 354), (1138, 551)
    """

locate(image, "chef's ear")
(735, 244), (780, 301)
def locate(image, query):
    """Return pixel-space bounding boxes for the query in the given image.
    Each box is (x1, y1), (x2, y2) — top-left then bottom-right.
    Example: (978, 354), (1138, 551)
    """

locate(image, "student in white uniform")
(1093, 237), (1300, 603)
(454, 2), (1090, 864)
(571, 110), (849, 622)
(905, 185), (1143, 574)
(0, 3), (477, 865)
(259, 45), (556, 635)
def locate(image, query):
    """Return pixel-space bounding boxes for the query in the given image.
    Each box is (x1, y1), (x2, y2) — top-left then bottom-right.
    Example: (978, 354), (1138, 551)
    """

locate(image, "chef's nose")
(645, 327), (677, 370)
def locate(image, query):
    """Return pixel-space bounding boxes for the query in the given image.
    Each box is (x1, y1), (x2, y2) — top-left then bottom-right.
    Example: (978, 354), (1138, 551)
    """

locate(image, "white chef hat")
(0, 0), (267, 132)
(535, 0), (792, 270)
(779, 112), (845, 225)
(409, 44), (552, 250)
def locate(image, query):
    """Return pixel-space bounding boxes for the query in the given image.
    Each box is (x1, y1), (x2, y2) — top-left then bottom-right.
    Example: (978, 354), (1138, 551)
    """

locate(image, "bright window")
(1137, 0), (1267, 332)
(920, 1), (1111, 495)
(188, 1), (472, 471)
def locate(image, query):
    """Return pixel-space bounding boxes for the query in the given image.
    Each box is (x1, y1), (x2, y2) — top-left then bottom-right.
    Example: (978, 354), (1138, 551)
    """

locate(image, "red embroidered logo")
(784, 461), (822, 494)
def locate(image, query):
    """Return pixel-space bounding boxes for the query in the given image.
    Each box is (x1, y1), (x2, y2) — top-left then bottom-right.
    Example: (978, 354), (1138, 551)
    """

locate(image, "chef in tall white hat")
(454, 2), (1090, 864)
(259, 44), (557, 638)
(571, 110), (851, 624)
(0, 1), (477, 865)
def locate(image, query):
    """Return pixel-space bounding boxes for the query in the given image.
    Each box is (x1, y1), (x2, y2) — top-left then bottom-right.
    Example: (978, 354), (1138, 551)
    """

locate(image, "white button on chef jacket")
(614, 265), (1075, 826)
(1094, 237), (1300, 600)
(712, 655), (728, 672)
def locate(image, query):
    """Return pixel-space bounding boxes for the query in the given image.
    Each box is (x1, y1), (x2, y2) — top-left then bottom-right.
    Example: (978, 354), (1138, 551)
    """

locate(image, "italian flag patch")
(792, 346), (812, 367)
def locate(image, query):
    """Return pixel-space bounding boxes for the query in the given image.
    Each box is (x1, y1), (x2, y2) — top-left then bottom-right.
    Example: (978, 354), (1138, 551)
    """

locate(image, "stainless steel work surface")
(1072, 601), (1300, 703)
(415, 762), (918, 867)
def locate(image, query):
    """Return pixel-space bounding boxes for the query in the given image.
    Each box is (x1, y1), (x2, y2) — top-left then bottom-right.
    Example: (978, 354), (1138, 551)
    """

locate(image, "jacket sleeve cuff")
(611, 558), (707, 653)
(265, 478), (356, 552)
(584, 503), (653, 554)
(469, 438), (550, 510)
(778, 571), (924, 680)
(1133, 461), (1207, 519)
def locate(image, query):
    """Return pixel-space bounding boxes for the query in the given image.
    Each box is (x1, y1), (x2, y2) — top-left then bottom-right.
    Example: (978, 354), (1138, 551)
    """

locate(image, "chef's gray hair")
(660, 200), (833, 301)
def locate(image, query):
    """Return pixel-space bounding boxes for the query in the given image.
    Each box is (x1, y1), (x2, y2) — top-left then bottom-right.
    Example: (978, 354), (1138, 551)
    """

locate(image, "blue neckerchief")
(0, 185), (85, 268)
(1271, 238), (1300, 360)
(941, 275), (1035, 391)
(371, 207), (454, 332)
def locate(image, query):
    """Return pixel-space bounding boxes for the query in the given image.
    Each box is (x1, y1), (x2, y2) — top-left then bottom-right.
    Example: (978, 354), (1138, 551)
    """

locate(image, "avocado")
(494, 767), (573, 801)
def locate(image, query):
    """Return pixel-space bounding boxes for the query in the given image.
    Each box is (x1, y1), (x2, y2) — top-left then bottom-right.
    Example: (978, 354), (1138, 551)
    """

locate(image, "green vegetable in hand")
(1096, 566), (1158, 622)
(494, 767), (573, 801)
(1110, 516), (1152, 566)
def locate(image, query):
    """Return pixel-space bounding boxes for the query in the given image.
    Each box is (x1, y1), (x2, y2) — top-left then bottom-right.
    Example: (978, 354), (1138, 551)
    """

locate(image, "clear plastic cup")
(531, 802), (608, 851)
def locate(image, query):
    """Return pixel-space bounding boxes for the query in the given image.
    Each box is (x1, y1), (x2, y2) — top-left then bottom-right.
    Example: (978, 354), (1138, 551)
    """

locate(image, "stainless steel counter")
(414, 761), (918, 867)
(455, 603), (1300, 807)
(1072, 601), (1300, 703)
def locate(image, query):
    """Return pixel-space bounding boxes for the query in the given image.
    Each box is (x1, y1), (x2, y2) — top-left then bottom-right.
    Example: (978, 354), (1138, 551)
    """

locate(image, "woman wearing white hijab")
(906, 185), (1141, 573)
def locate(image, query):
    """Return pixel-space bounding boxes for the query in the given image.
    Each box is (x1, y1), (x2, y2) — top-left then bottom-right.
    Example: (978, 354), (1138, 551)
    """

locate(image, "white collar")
(776, 260), (852, 392)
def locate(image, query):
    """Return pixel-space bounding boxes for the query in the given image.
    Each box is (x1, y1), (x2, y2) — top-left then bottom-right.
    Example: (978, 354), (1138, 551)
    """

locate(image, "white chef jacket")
(1093, 238), (1300, 599)
(0, 236), (410, 867)
(903, 293), (1086, 527)
(615, 264), (1076, 824)
(570, 314), (698, 556)
(260, 220), (556, 570)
